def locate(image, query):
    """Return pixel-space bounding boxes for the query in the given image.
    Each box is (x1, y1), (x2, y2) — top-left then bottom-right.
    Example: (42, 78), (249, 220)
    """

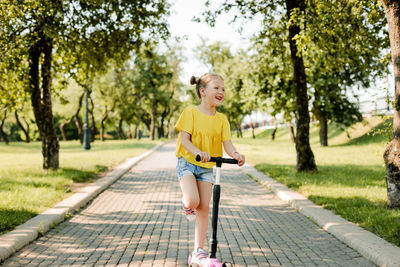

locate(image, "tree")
(90, 42), (183, 141)
(250, 16), (297, 141)
(14, 108), (31, 143)
(157, 50), (183, 139)
(201, 0), (317, 171)
(298, 0), (388, 146)
(0, 105), (9, 144)
(382, 0), (400, 209)
(91, 65), (120, 141)
(284, 0), (317, 171)
(0, 0), (170, 169)
(53, 80), (85, 141)
(131, 44), (176, 140)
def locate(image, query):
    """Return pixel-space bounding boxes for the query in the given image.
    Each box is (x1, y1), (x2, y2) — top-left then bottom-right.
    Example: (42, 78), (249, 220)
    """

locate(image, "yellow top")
(175, 105), (231, 168)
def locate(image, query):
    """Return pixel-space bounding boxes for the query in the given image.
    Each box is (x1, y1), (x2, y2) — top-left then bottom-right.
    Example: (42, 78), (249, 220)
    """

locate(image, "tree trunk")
(271, 117), (278, 141)
(126, 125), (131, 139)
(238, 123), (243, 138)
(250, 122), (256, 139)
(136, 111), (141, 140)
(15, 111), (31, 143)
(272, 125), (278, 141)
(59, 118), (72, 141)
(0, 108), (9, 144)
(141, 111), (151, 133)
(23, 117), (30, 142)
(233, 122), (242, 138)
(135, 124), (141, 140)
(159, 118), (165, 139)
(74, 93), (85, 143)
(89, 95), (96, 142)
(117, 118), (126, 139)
(150, 102), (157, 140)
(159, 109), (168, 139)
(285, 0), (317, 172)
(319, 108), (328, 147)
(314, 90), (328, 146)
(29, 35), (59, 169)
(100, 107), (108, 142)
(166, 117), (171, 139)
(382, 0), (400, 209)
(288, 122), (295, 143)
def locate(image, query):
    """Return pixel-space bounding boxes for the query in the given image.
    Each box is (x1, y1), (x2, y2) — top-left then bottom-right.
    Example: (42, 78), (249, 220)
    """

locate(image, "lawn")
(234, 117), (400, 246)
(0, 139), (158, 235)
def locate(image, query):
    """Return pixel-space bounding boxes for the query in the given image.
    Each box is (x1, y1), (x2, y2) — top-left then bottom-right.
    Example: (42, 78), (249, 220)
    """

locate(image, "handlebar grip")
(195, 155), (201, 162)
(221, 158), (239, 164)
(195, 155), (238, 165)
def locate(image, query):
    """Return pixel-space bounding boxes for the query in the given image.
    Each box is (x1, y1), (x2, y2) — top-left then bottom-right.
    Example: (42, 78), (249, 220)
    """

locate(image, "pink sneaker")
(190, 248), (208, 265)
(182, 204), (196, 222)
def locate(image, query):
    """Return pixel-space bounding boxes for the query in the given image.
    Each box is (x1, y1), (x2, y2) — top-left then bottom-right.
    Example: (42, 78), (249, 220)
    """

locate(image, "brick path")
(2, 143), (375, 267)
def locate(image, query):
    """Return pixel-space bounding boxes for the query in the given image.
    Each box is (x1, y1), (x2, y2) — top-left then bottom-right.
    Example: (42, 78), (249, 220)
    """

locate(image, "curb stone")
(241, 164), (400, 267)
(0, 142), (165, 262)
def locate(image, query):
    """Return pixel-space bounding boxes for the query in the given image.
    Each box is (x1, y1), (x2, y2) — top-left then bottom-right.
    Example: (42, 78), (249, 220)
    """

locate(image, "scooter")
(188, 155), (238, 267)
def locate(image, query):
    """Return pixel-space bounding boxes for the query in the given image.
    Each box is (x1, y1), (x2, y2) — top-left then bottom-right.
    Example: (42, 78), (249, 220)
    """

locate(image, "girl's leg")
(180, 175), (200, 209)
(194, 181), (213, 249)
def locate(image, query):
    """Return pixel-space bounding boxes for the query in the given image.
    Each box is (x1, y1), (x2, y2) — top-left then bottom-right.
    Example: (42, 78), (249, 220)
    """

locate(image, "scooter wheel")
(189, 264), (199, 267)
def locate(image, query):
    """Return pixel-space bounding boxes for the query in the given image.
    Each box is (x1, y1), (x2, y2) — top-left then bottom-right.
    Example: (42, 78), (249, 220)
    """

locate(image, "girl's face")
(200, 78), (225, 107)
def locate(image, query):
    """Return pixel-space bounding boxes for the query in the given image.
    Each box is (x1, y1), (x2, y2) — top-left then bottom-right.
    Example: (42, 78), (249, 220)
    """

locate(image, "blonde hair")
(190, 73), (224, 99)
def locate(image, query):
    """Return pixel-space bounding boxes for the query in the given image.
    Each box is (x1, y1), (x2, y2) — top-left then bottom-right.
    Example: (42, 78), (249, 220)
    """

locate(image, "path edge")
(241, 164), (400, 267)
(0, 142), (165, 263)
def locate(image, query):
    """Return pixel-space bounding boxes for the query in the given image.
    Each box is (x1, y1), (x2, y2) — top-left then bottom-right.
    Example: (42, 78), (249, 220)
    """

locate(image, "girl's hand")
(197, 151), (211, 162)
(233, 152), (245, 167)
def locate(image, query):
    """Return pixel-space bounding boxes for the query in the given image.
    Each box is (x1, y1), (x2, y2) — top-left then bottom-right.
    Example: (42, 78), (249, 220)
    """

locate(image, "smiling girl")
(175, 73), (245, 265)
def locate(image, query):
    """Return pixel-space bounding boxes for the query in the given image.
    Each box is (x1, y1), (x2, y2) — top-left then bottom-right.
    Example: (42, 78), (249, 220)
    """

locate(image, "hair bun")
(190, 76), (198, 85)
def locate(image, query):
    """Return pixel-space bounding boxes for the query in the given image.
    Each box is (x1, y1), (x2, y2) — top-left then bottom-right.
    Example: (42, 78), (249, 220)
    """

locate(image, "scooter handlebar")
(195, 154), (238, 164)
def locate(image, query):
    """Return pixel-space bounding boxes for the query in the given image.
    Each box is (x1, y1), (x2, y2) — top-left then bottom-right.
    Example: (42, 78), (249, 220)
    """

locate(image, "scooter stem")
(194, 155), (238, 260)
(210, 180), (220, 258)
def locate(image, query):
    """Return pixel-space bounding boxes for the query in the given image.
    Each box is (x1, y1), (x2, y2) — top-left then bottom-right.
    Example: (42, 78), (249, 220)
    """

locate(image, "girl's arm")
(180, 130), (211, 162)
(223, 139), (245, 166)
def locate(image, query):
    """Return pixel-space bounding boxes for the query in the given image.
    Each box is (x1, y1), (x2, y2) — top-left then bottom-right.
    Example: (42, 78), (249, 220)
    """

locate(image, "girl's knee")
(183, 197), (200, 209)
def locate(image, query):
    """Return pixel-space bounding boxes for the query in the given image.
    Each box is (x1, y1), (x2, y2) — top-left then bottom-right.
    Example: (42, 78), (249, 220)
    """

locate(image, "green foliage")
(130, 43), (183, 137)
(0, 0), (172, 168)
(200, 0), (389, 131)
(297, 0), (389, 128)
(363, 116), (393, 144)
(250, 15), (296, 122)
(89, 42), (184, 139)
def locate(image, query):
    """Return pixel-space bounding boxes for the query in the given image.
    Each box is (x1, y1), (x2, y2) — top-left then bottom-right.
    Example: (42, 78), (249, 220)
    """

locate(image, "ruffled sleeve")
(175, 106), (193, 134)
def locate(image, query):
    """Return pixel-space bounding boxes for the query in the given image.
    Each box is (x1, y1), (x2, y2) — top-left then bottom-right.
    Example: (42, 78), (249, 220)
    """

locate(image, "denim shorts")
(176, 157), (214, 183)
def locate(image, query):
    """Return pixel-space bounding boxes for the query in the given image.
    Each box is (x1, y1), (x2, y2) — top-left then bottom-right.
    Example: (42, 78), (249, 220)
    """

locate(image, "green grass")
(234, 117), (400, 246)
(0, 139), (158, 235)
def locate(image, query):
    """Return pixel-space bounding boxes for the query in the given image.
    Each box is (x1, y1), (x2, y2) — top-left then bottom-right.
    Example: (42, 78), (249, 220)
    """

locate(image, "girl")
(175, 73), (245, 265)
